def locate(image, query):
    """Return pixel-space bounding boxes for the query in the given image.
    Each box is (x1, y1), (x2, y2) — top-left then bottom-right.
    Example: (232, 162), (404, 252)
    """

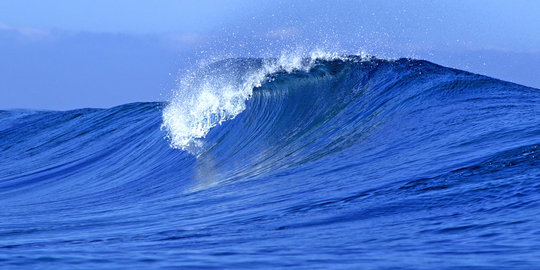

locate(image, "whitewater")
(0, 54), (539, 269)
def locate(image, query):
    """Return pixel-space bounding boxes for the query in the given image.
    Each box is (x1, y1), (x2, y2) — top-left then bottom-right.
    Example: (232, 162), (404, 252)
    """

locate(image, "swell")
(0, 103), (194, 203)
(1, 57), (539, 196)
(182, 57), (540, 189)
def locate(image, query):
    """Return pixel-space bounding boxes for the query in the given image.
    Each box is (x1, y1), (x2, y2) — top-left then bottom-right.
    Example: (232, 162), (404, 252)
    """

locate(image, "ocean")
(1, 55), (539, 269)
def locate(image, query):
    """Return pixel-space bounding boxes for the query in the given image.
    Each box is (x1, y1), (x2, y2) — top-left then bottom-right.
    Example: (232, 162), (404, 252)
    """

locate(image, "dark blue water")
(1, 57), (539, 269)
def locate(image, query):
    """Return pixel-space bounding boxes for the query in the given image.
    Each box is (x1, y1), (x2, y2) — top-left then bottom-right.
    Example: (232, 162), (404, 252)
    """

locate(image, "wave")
(1, 55), (539, 268)
(161, 51), (347, 151)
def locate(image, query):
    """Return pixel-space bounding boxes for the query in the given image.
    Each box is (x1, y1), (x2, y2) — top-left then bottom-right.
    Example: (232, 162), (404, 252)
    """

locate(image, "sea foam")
(161, 50), (349, 152)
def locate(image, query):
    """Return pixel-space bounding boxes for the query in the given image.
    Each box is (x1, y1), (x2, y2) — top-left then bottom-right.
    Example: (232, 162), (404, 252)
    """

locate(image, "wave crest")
(161, 51), (352, 151)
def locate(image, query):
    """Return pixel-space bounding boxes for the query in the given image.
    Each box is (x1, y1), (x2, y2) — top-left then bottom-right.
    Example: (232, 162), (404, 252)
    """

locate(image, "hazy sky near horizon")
(1, 0), (539, 109)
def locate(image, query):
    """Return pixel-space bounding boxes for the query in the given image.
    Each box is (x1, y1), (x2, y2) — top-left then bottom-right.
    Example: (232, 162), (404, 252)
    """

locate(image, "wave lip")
(161, 51), (352, 152)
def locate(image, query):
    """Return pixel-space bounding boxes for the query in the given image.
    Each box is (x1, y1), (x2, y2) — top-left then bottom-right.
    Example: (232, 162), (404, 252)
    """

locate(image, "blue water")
(1, 56), (539, 269)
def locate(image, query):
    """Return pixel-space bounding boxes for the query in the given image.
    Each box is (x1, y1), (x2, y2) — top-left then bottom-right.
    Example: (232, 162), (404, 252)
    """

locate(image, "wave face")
(1, 56), (539, 268)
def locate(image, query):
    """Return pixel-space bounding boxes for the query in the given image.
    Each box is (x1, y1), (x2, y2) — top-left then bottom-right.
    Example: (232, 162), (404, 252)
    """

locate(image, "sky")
(1, 0), (539, 110)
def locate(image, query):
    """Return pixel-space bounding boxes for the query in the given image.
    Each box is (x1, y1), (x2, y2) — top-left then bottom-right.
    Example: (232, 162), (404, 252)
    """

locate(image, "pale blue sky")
(1, 0), (539, 109)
